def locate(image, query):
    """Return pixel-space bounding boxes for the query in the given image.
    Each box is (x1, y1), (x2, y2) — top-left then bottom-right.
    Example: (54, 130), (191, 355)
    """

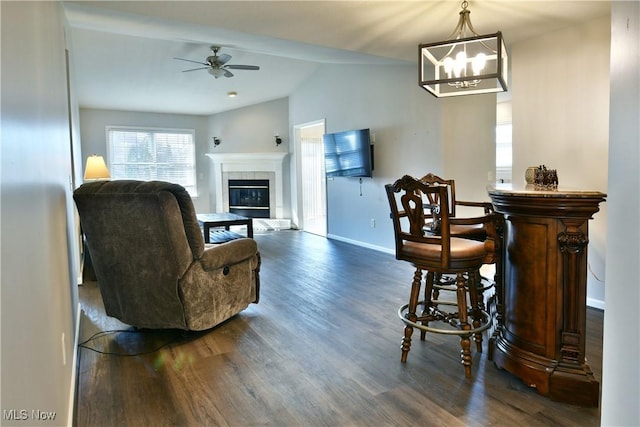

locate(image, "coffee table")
(197, 213), (254, 244)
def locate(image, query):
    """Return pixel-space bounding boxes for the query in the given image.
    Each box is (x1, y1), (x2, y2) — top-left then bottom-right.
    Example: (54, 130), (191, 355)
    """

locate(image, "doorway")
(295, 120), (326, 236)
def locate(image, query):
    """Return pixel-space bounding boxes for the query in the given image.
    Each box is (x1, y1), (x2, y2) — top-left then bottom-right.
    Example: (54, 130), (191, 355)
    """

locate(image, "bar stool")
(418, 173), (500, 348)
(385, 175), (494, 378)
(419, 173), (491, 241)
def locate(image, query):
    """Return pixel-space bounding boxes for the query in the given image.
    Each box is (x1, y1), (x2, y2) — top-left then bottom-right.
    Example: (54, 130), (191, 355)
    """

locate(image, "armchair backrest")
(419, 173), (457, 217)
(73, 180), (206, 329)
(385, 175), (452, 268)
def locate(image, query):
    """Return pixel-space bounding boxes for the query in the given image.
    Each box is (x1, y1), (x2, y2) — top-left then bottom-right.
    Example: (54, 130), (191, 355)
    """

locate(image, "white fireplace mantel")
(206, 152), (287, 218)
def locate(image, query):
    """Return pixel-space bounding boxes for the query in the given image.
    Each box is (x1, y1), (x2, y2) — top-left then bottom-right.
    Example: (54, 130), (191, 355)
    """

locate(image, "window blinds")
(107, 127), (197, 195)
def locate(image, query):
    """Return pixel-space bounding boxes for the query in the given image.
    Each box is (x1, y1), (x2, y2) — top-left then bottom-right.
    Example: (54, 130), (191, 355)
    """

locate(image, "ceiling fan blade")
(174, 57), (208, 66)
(217, 53), (232, 65)
(182, 67), (209, 72)
(226, 65), (260, 70)
(224, 69), (234, 78)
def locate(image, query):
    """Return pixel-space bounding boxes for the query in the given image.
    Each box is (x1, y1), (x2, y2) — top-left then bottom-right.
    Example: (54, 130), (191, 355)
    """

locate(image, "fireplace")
(206, 152), (291, 229)
(228, 179), (270, 218)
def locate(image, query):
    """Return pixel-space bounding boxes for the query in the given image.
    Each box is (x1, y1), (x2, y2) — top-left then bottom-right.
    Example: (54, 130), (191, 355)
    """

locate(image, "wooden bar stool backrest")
(386, 175), (452, 270)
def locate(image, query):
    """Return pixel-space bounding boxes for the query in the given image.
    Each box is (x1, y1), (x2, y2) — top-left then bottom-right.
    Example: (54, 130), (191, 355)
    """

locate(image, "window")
(496, 100), (512, 183)
(496, 123), (512, 183)
(107, 126), (197, 196)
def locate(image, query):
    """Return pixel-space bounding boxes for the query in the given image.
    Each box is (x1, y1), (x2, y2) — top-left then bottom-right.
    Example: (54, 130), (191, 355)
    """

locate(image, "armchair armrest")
(199, 238), (258, 271)
(456, 200), (494, 215)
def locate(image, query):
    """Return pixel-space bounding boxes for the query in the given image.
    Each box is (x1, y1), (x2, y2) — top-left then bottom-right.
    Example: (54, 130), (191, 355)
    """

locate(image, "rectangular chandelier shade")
(419, 31), (508, 98)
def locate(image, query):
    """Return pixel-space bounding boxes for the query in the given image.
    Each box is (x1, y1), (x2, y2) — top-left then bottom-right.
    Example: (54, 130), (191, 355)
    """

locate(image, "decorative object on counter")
(525, 166), (537, 184)
(533, 165), (558, 190)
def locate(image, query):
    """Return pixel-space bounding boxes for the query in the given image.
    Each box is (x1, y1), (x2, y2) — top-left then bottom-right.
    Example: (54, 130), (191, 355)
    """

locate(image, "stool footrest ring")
(398, 302), (492, 336)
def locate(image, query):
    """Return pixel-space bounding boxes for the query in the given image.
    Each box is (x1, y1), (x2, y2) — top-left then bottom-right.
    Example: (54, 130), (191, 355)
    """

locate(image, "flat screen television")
(323, 128), (373, 178)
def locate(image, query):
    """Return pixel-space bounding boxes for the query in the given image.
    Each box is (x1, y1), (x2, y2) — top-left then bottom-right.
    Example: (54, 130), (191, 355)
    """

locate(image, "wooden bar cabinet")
(487, 183), (606, 407)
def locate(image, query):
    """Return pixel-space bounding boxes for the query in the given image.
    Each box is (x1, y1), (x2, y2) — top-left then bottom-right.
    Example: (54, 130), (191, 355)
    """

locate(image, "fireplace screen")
(228, 179), (270, 218)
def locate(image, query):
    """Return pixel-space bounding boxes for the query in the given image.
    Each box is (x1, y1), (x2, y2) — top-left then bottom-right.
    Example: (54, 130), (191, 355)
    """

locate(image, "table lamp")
(84, 155), (110, 181)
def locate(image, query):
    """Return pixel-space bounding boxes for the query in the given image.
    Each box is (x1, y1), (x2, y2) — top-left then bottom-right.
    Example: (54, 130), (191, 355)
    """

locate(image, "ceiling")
(63, 1), (611, 116)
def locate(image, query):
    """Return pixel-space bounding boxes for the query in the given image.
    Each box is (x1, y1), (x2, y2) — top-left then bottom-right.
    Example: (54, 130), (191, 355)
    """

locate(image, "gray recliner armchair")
(74, 180), (260, 331)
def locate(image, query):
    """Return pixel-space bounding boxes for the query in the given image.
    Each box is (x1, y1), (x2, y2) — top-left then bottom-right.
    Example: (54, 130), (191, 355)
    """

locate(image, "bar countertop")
(487, 182), (607, 199)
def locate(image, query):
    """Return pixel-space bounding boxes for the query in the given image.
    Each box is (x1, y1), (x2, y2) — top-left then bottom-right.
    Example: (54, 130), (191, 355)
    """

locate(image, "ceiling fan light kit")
(419, 1), (508, 98)
(175, 45), (260, 79)
(208, 68), (226, 78)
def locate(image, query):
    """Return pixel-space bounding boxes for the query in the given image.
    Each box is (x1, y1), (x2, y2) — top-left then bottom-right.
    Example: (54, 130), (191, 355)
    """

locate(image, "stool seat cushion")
(425, 221), (487, 240)
(400, 237), (486, 271)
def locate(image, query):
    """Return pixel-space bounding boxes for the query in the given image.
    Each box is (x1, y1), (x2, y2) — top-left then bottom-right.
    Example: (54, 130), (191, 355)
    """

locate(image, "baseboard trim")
(253, 218), (292, 231)
(67, 302), (82, 426)
(326, 233), (606, 311)
(326, 234), (394, 255)
(587, 297), (605, 310)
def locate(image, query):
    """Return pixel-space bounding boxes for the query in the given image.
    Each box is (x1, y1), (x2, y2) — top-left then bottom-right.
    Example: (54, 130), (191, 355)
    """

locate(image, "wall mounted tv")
(323, 128), (373, 178)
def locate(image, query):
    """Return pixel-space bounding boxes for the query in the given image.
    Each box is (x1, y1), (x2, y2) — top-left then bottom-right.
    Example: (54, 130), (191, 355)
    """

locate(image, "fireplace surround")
(206, 153), (288, 225)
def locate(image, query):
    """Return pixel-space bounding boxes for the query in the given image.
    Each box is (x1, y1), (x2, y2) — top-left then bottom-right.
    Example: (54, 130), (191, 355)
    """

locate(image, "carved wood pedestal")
(487, 184), (606, 407)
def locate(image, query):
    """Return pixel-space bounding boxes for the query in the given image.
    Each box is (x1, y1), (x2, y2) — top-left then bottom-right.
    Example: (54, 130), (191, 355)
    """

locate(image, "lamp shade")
(84, 155), (110, 180)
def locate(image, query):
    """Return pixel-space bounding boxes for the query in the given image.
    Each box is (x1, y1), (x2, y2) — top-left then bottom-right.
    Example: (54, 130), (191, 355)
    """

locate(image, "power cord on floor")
(78, 329), (185, 356)
(588, 262), (605, 282)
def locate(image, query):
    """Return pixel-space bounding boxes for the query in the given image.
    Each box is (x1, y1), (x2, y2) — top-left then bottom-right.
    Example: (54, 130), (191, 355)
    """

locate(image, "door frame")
(293, 119), (326, 235)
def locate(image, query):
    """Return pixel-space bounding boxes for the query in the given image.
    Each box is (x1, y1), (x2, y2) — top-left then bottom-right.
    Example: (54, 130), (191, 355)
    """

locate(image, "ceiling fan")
(174, 45), (260, 79)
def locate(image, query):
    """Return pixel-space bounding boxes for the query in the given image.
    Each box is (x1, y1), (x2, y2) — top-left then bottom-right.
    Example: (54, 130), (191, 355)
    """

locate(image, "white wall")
(207, 98), (289, 154)
(442, 94), (497, 204)
(79, 108), (210, 212)
(511, 16), (611, 308)
(601, 2), (640, 425)
(1, 2), (78, 425)
(207, 98), (290, 213)
(289, 63), (448, 250)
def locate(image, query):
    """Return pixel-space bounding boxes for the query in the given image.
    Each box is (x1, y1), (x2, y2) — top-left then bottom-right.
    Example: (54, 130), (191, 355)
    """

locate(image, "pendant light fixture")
(419, 1), (508, 97)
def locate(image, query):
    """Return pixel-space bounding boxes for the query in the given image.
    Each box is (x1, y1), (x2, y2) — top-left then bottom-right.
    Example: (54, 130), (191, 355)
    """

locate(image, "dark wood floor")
(75, 230), (602, 426)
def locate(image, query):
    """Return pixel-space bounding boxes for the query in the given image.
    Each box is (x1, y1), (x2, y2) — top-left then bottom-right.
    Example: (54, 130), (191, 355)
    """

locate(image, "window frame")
(105, 125), (198, 196)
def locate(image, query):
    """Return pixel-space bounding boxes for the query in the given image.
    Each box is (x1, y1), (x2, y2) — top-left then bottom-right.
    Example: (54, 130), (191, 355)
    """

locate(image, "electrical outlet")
(370, 218), (376, 228)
